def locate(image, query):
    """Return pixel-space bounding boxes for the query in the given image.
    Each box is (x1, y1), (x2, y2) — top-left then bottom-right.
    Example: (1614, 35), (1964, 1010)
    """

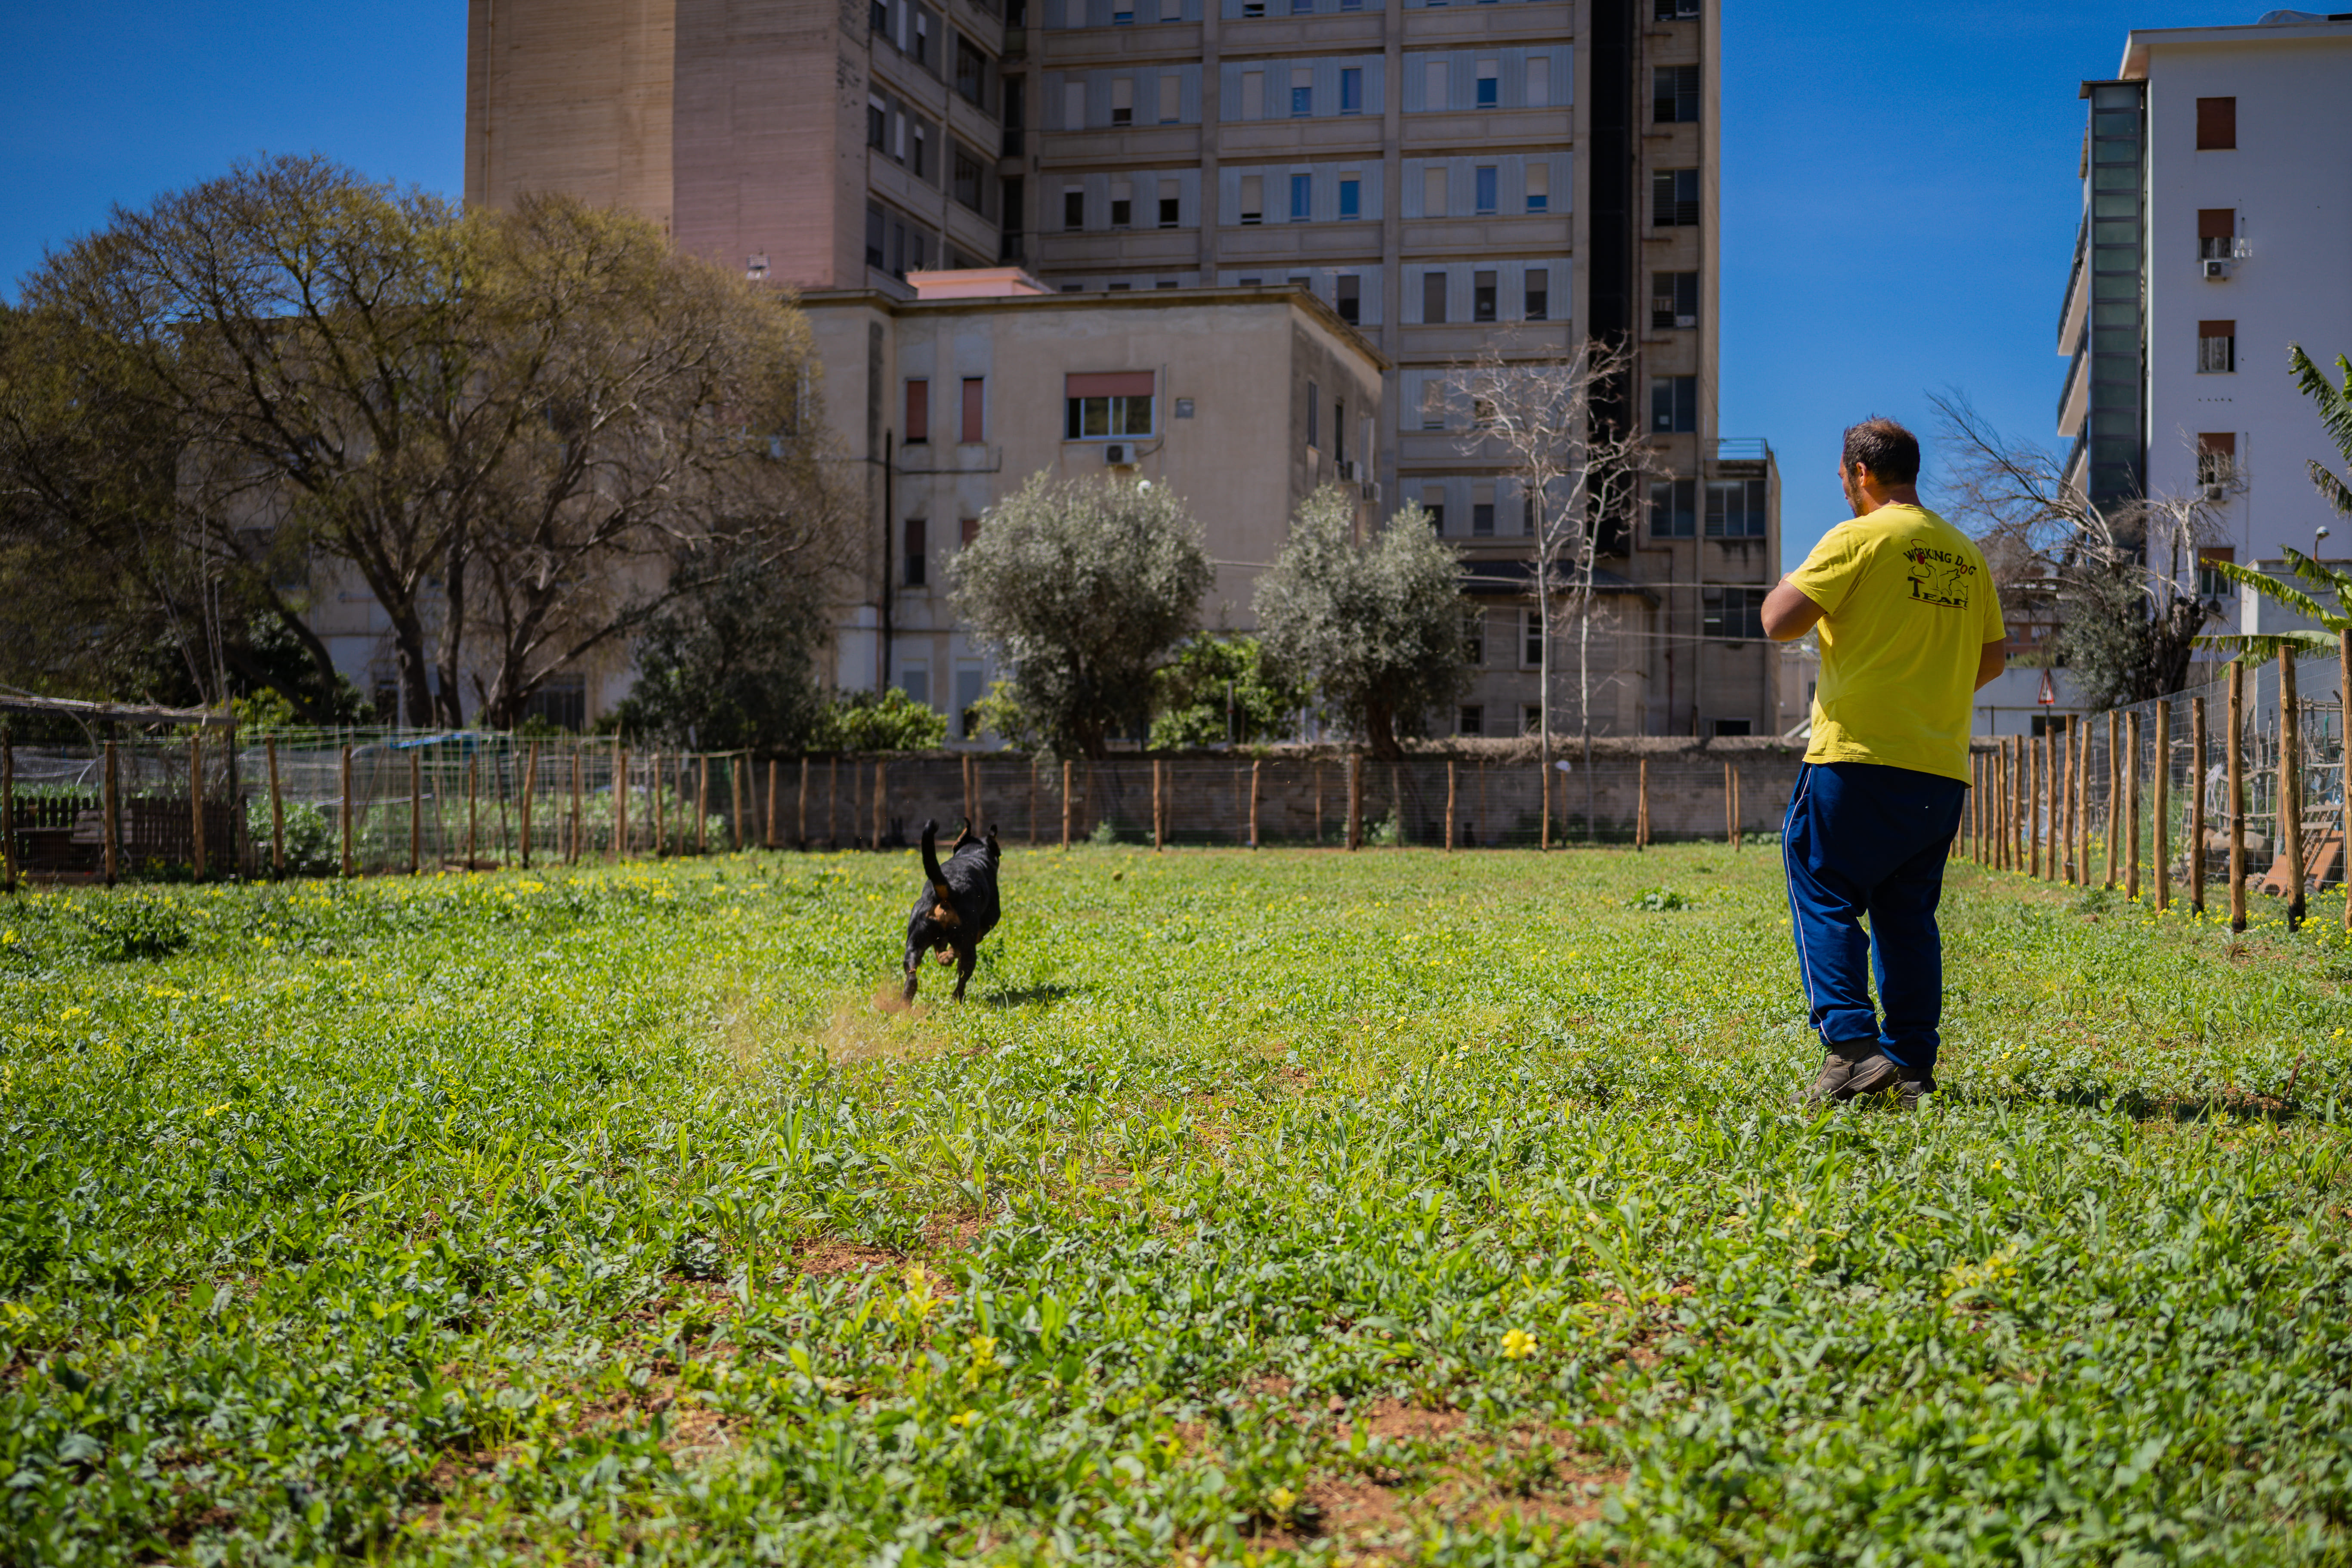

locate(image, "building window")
(1458, 703), (1484, 736)
(956, 37), (986, 105)
(872, 0), (890, 36)
(1242, 0), (1264, 14)
(1425, 59), (1448, 109)
(1159, 194), (1180, 228)
(1341, 68), (1363, 114)
(2197, 546), (2236, 599)
(1653, 168), (1700, 227)
(1654, 0), (1697, 14)
(1473, 268), (1496, 322)
(956, 665), (986, 738)
(1240, 175), (1264, 225)
(1290, 173), (1311, 221)
(1525, 267), (1548, 321)
(1111, 181), (1133, 226)
(2197, 432), (2236, 488)
(1420, 381), (1445, 430)
(2197, 319), (2235, 374)
(1474, 165), (1497, 214)
(1651, 375), (1698, 433)
(1336, 275), (1360, 324)
(1241, 69), (1264, 118)
(900, 664), (930, 708)
(1652, 270), (1698, 329)
(1706, 477), (1766, 538)
(1709, 718), (1752, 738)
(1064, 372), (1155, 438)
(1422, 269), (1448, 324)
(1111, 78), (1133, 125)
(961, 377), (985, 443)
(1421, 483), (1446, 532)
(1423, 165), (1447, 216)
(1338, 177), (1360, 219)
(1306, 380), (1321, 448)
(1521, 611), (1542, 668)
(1471, 482), (1495, 536)
(1063, 80), (1085, 128)
(1462, 610), (1485, 666)
(1063, 187), (1084, 229)
(868, 94), (888, 148)
(1160, 74), (1181, 123)
(905, 379), (930, 442)
(1525, 163), (1549, 213)
(960, 516), (981, 547)
(1526, 55), (1550, 106)
(1702, 587), (1766, 640)
(910, 121), (929, 179)
(1521, 704), (1543, 735)
(1653, 63), (1699, 124)
(522, 674), (587, 733)
(953, 148), (988, 213)
(1292, 67), (1312, 117)
(1650, 476), (1695, 538)
(2196, 96), (2236, 150)
(1476, 59), (1498, 106)
(904, 517), (928, 586)
(2199, 207), (2235, 261)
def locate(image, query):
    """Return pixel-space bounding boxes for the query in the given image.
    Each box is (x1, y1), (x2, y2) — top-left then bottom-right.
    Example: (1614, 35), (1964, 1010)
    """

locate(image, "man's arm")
(1975, 640), (2006, 691)
(1762, 577), (1825, 642)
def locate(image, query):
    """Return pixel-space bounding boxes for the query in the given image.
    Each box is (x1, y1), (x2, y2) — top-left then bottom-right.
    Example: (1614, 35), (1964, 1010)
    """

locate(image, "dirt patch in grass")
(795, 1238), (901, 1278)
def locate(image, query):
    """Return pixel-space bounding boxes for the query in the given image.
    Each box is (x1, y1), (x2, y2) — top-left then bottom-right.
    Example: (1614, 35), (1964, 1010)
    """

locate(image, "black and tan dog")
(902, 818), (1002, 1003)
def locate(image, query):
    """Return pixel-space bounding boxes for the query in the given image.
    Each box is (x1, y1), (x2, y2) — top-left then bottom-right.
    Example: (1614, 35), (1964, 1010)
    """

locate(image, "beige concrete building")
(464, 0), (1779, 737)
(798, 270), (1386, 730)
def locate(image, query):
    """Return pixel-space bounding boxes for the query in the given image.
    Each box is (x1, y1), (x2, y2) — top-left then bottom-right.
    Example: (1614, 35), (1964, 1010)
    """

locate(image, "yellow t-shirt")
(1787, 503), (2003, 783)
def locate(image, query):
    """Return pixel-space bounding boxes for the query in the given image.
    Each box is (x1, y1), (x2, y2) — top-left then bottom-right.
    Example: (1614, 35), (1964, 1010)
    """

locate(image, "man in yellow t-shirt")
(1761, 418), (2006, 1110)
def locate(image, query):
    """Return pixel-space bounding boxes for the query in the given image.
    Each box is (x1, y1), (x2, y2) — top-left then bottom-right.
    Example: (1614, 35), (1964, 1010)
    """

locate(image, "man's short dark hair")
(1842, 417), (1920, 486)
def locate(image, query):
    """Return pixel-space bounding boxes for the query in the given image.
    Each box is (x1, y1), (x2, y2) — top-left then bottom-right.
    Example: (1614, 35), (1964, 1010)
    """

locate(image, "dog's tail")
(921, 820), (959, 913)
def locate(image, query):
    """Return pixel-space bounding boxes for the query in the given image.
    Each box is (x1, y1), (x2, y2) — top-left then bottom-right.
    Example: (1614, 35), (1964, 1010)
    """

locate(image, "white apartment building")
(2054, 11), (2352, 574)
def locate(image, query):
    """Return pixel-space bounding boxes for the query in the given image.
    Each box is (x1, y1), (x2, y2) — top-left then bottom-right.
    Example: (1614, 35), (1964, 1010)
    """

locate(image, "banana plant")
(2195, 546), (2352, 664)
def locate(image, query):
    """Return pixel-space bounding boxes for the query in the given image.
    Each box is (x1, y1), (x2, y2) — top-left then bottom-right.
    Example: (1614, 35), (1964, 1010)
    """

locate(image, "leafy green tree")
(1253, 486), (1465, 758)
(1147, 635), (1307, 748)
(815, 688), (948, 751)
(947, 473), (1212, 758)
(608, 557), (827, 752)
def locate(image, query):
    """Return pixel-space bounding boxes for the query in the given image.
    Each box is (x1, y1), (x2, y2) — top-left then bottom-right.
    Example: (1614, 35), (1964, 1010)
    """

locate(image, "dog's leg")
(903, 937), (923, 1003)
(953, 945), (977, 1002)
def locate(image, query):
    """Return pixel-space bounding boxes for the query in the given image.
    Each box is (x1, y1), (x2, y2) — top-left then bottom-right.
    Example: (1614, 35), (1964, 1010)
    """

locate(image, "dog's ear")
(985, 824), (1001, 860)
(949, 816), (972, 851)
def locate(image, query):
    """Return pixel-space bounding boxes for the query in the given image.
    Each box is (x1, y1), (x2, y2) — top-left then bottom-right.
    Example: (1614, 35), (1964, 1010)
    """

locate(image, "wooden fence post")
(873, 759), (886, 850)
(405, 750), (421, 874)
(652, 753), (667, 857)
(567, 751), (583, 865)
(1539, 743), (1552, 852)
(2280, 646), (2306, 930)
(2153, 704), (2170, 911)
(2228, 664), (2246, 932)
(1026, 755), (1038, 846)
(2058, 721), (2074, 883)
(468, 755), (480, 869)
(798, 757), (810, 849)
(1251, 759), (1264, 849)
(1, 723), (14, 895)
(2044, 731), (2059, 883)
(731, 757), (745, 851)
(828, 756), (838, 847)
(264, 736), (285, 880)
(2190, 697), (2207, 915)
(1346, 754), (1363, 850)
(613, 748), (628, 861)
(340, 743), (355, 878)
(1152, 759), (1165, 851)
(1061, 759), (1073, 849)
(189, 732), (206, 881)
(1314, 761), (1324, 845)
(2027, 736), (2042, 878)
(2010, 736), (2023, 871)
(963, 754), (976, 829)
(1992, 739), (2006, 869)
(2124, 709), (2141, 901)
(697, 756), (710, 854)
(1444, 761), (1457, 852)
(1637, 757), (1650, 850)
(105, 739), (120, 886)
(2103, 714), (2120, 889)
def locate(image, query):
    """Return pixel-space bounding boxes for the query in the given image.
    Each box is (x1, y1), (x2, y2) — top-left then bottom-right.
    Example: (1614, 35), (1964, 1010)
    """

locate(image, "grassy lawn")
(3, 844), (2350, 1565)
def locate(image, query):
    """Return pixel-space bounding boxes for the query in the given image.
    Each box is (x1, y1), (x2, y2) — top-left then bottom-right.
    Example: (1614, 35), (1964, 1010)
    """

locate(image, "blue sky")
(3, 0), (2245, 568)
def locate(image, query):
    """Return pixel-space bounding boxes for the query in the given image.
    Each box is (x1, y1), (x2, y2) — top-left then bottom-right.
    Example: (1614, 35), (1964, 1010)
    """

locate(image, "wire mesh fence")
(1956, 649), (2350, 931)
(1, 728), (1814, 885)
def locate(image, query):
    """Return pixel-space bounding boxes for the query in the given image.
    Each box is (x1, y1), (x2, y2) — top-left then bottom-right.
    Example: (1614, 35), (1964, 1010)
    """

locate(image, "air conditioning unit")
(2203, 258), (2231, 280)
(1103, 442), (1136, 466)
(1338, 458), (1361, 482)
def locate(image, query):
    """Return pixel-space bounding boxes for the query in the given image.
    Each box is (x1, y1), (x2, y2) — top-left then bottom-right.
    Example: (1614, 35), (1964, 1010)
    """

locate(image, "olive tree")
(947, 472), (1212, 757)
(1253, 485), (1465, 758)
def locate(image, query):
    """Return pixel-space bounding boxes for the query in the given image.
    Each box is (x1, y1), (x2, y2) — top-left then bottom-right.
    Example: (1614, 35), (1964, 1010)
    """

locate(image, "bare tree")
(1932, 391), (2236, 708)
(1442, 338), (1658, 806)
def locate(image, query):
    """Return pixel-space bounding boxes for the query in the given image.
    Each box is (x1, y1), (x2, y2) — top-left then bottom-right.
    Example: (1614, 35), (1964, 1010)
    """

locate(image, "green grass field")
(4, 844), (2350, 1565)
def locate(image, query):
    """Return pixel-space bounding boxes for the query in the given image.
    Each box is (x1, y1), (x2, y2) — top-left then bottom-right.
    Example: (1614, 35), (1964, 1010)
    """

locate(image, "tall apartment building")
(465, 0), (1779, 737)
(2054, 13), (2352, 568)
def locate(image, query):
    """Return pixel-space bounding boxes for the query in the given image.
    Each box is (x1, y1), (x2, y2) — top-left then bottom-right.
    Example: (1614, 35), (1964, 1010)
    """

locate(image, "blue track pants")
(1782, 761), (1969, 1080)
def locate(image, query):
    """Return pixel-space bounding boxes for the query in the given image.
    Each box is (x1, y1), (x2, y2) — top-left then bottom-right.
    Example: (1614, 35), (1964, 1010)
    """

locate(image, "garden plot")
(3, 847), (2349, 1565)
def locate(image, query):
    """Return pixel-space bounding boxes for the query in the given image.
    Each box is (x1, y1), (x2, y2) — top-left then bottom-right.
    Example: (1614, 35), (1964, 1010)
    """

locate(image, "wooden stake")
(732, 757), (745, 851)
(873, 759), (885, 850)
(1346, 754), (1363, 850)
(697, 756), (709, 853)
(1724, 761), (1736, 847)
(189, 732), (206, 881)
(1637, 757), (1651, 850)
(2281, 646), (2306, 930)
(340, 743), (355, 878)
(613, 748), (627, 860)
(468, 755), (480, 869)
(1061, 758), (1073, 849)
(1391, 761), (1406, 847)
(1251, 759), (1264, 849)
(2190, 698), (2207, 915)
(105, 739), (120, 886)
(828, 755), (838, 847)
(2153, 703), (2170, 911)
(972, 755), (985, 835)
(1153, 759), (1165, 851)
(798, 756), (810, 849)
(2228, 664), (2246, 932)
(264, 736), (284, 879)
(1026, 755), (1037, 846)
(568, 751), (583, 865)
(1, 724), (14, 895)
(1539, 742), (1552, 852)
(1733, 765), (1743, 850)
(2104, 713), (2120, 889)
(764, 758), (777, 849)
(1314, 761), (1324, 845)
(1444, 761), (1457, 852)
(2124, 708), (2141, 901)
(964, 753), (977, 829)
(2059, 721), (2074, 883)
(652, 753), (667, 857)
(2029, 736), (2043, 878)
(521, 743), (538, 869)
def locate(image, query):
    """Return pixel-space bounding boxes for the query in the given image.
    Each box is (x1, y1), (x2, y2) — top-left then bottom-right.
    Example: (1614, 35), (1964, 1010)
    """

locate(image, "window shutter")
(2197, 207), (2235, 240)
(961, 378), (984, 443)
(1159, 74), (1181, 122)
(1526, 55), (1549, 106)
(1423, 165), (1447, 215)
(2197, 431), (2236, 458)
(1242, 69), (1264, 118)
(1063, 81), (1085, 127)
(905, 379), (929, 442)
(2195, 96), (2235, 150)
(2199, 319), (2236, 339)
(1065, 371), (1155, 397)
(1425, 59), (1447, 109)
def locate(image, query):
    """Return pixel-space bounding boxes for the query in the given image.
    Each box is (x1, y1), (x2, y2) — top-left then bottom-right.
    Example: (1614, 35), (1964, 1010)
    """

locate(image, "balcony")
(2055, 215), (2087, 356)
(2055, 340), (2086, 438)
